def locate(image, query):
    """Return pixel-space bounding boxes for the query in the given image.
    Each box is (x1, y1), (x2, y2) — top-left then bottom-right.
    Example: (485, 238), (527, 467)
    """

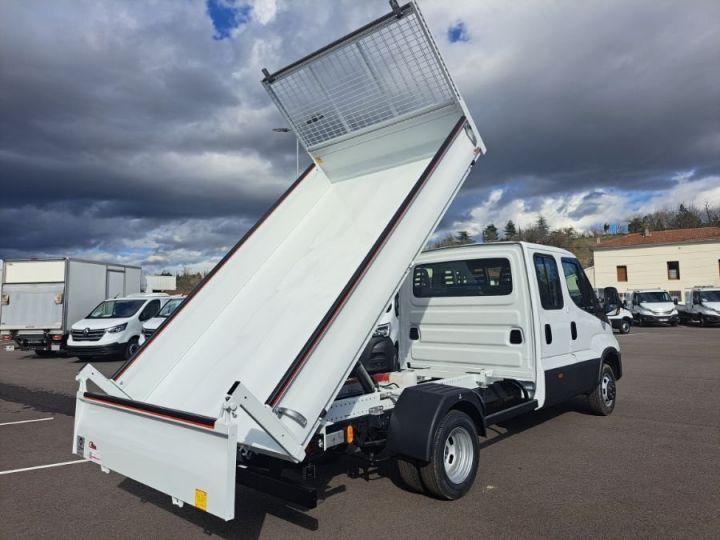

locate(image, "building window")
(667, 261), (680, 280)
(616, 265), (628, 282)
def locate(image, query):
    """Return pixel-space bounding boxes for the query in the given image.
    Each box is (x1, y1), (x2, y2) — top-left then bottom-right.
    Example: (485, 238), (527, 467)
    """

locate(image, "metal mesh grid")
(266, 9), (457, 150)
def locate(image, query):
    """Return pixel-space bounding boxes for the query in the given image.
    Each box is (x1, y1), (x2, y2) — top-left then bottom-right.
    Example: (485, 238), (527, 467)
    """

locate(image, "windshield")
(700, 290), (720, 302)
(638, 292), (671, 303)
(88, 300), (145, 319)
(157, 298), (183, 318)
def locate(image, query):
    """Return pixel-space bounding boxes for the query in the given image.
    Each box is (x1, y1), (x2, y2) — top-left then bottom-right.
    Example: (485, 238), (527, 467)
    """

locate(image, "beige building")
(591, 227), (720, 302)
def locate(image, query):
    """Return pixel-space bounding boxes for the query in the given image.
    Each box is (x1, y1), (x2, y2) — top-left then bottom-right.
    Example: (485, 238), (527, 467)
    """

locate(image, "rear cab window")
(413, 258), (512, 298)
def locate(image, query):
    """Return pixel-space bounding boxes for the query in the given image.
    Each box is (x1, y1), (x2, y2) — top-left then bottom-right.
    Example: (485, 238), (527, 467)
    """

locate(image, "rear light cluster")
(1, 294), (8, 305)
(51, 335), (63, 342)
(1, 335), (12, 342)
(54, 293), (64, 305)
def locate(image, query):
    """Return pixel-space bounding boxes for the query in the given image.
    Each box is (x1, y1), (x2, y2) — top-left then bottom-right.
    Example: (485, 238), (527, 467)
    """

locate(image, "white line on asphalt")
(0, 459), (88, 476)
(0, 417), (54, 427)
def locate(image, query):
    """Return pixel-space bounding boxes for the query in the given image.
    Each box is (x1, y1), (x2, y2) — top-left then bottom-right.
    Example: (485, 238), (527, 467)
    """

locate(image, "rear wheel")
(419, 410), (479, 500)
(124, 338), (140, 360)
(619, 319), (631, 334)
(588, 363), (616, 416)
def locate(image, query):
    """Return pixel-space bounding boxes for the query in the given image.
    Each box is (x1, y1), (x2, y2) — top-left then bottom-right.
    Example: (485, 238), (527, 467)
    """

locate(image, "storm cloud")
(1, 0), (718, 270)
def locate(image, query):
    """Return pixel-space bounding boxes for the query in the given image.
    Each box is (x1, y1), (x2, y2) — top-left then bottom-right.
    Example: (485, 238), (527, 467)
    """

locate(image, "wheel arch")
(601, 346), (622, 380)
(386, 384), (486, 463)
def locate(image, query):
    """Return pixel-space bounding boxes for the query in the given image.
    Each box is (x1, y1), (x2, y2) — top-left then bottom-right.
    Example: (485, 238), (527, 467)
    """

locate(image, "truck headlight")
(373, 323), (390, 338)
(106, 323), (127, 334)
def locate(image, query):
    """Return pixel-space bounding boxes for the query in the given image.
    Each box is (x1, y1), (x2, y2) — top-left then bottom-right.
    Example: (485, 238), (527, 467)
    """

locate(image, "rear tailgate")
(73, 392), (238, 520)
(0, 283), (64, 330)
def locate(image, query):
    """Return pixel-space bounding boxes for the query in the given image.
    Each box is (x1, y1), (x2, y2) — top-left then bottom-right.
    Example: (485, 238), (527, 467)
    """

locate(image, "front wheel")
(588, 364), (617, 416)
(419, 410), (479, 500)
(619, 319), (631, 334)
(124, 338), (140, 360)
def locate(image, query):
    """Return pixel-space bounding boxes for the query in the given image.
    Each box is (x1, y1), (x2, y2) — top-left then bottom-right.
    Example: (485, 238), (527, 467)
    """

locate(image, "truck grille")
(71, 329), (105, 342)
(142, 328), (155, 338)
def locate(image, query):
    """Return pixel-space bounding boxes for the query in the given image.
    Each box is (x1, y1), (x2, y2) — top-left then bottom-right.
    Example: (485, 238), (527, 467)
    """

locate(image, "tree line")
(430, 203), (720, 268)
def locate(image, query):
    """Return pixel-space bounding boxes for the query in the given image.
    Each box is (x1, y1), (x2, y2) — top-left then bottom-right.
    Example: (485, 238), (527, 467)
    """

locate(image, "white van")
(677, 287), (720, 326)
(139, 295), (185, 345)
(68, 293), (170, 359)
(627, 289), (679, 326)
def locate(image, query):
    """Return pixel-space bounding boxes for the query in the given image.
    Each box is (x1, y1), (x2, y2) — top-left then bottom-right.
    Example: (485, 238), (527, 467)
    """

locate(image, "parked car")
(626, 289), (679, 326)
(594, 287), (632, 334)
(0, 258), (142, 355)
(139, 295), (186, 345)
(67, 293), (170, 359)
(677, 286), (720, 326)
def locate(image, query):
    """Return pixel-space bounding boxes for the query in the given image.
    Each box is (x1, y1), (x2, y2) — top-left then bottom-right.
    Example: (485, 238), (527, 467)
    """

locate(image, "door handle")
(571, 321), (577, 340)
(409, 327), (419, 340)
(544, 324), (552, 345)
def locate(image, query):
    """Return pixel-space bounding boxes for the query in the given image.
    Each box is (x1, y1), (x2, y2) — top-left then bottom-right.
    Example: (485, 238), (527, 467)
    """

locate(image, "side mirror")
(673, 298), (678, 305)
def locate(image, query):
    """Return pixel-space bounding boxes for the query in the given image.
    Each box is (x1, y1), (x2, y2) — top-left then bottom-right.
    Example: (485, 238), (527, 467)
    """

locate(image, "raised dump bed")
(73, 1), (485, 520)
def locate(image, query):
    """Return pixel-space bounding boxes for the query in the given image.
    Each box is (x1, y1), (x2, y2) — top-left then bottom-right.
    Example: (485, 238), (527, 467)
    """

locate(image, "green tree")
(455, 230), (474, 245)
(536, 216), (549, 241)
(482, 223), (498, 243)
(503, 220), (517, 240)
(627, 216), (644, 233)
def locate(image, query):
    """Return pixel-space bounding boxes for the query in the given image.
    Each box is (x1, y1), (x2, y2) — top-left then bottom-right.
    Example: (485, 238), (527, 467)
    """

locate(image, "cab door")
(529, 250), (574, 405)
(560, 257), (608, 364)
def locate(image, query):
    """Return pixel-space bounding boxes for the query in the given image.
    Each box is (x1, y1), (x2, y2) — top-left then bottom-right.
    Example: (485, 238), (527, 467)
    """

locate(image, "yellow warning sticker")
(195, 489), (207, 511)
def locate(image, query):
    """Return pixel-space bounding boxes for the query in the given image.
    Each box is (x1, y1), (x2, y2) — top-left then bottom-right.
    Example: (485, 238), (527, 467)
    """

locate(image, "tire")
(699, 315), (706, 328)
(619, 319), (631, 334)
(419, 410), (479, 500)
(637, 317), (644, 327)
(396, 458), (425, 494)
(124, 338), (140, 360)
(670, 320), (678, 327)
(588, 363), (617, 416)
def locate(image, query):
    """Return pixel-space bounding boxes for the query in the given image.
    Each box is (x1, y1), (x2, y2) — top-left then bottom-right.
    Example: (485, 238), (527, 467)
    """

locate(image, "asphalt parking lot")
(1, 325), (719, 539)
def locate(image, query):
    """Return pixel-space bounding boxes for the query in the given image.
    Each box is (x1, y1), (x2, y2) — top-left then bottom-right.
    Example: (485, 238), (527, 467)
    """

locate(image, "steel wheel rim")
(601, 374), (616, 406)
(443, 426), (474, 484)
(622, 320), (630, 333)
(128, 342), (139, 356)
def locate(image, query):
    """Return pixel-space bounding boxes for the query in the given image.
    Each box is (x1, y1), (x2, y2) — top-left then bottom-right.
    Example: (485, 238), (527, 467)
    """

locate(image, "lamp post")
(272, 127), (299, 178)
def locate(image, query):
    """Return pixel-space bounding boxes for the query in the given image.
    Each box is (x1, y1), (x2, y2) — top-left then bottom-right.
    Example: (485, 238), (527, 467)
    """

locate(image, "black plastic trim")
(236, 466), (318, 509)
(485, 400), (538, 426)
(83, 392), (216, 428)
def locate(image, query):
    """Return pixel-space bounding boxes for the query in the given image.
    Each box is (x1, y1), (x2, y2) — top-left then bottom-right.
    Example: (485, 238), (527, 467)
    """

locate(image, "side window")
(413, 258), (512, 298)
(561, 258), (596, 311)
(533, 254), (563, 310)
(139, 300), (161, 321)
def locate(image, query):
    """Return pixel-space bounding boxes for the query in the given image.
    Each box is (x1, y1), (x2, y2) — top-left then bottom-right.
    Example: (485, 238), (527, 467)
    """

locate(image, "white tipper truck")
(677, 286), (720, 326)
(71, 2), (621, 519)
(1, 258), (142, 355)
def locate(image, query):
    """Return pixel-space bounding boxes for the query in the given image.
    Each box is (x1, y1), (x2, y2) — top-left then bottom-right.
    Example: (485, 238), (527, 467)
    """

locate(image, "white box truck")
(71, 2), (621, 520)
(0, 258), (142, 355)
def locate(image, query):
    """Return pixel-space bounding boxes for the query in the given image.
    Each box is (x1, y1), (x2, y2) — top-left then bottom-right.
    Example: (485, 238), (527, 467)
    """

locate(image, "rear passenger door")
(529, 250), (574, 405)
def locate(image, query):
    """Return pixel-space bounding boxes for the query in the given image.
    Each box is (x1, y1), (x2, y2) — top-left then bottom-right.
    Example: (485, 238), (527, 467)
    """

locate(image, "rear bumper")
(67, 343), (125, 357)
(9, 332), (66, 351)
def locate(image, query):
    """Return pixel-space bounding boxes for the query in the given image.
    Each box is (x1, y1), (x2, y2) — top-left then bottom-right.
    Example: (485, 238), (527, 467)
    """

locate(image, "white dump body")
(74, 2), (485, 520)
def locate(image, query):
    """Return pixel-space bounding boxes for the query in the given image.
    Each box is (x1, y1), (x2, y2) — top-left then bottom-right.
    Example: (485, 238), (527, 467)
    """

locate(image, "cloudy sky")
(1, 0), (718, 272)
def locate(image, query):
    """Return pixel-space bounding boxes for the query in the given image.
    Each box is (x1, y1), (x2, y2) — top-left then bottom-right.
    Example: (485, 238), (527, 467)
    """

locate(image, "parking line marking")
(0, 459), (88, 476)
(0, 417), (54, 427)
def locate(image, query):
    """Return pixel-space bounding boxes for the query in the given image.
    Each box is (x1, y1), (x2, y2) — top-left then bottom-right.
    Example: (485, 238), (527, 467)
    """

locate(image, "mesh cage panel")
(266, 8), (457, 150)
